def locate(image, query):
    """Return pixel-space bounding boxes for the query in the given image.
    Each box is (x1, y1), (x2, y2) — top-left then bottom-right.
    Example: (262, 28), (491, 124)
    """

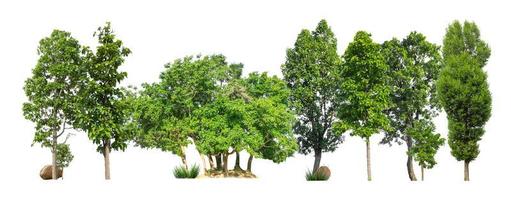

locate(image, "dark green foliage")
(282, 19), (344, 171)
(437, 54), (491, 162)
(305, 169), (329, 181)
(56, 143), (74, 168)
(380, 32), (445, 177)
(173, 164), (200, 179)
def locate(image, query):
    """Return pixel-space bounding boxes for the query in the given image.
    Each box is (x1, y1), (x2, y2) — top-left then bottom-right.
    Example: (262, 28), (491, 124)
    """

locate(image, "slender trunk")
(51, 132), (57, 180)
(406, 136), (417, 181)
(464, 160), (470, 181)
(200, 154), (207, 173)
(366, 137), (372, 181)
(180, 146), (188, 169)
(208, 154), (215, 169)
(234, 151), (242, 171)
(313, 149), (322, 173)
(215, 155), (223, 171)
(103, 139), (111, 180)
(222, 153), (229, 176)
(247, 155), (253, 172)
(421, 166), (424, 181)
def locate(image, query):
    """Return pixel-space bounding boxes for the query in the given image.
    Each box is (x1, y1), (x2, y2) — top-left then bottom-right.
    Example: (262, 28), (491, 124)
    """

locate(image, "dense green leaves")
(56, 143), (74, 168)
(282, 19), (343, 171)
(380, 32), (444, 179)
(337, 31), (390, 138)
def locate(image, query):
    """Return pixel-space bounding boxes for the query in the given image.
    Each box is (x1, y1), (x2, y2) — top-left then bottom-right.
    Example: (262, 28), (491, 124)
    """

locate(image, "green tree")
(438, 21), (491, 181)
(242, 72), (298, 172)
(381, 32), (444, 181)
(132, 55), (235, 173)
(23, 30), (84, 180)
(407, 120), (445, 180)
(281, 19), (344, 173)
(77, 22), (132, 180)
(337, 31), (391, 181)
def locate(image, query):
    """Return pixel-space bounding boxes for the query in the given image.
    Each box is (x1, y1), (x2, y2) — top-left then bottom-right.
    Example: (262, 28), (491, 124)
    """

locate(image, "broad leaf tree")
(281, 19), (344, 173)
(337, 31), (391, 181)
(242, 72), (298, 172)
(23, 30), (84, 180)
(407, 119), (445, 180)
(381, 32), (444, 181)
(437, 20), (491, 181)
(77, 22), (132, 180)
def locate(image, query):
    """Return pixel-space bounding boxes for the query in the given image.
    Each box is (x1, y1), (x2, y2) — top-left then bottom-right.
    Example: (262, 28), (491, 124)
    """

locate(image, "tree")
(281, 19), (344, 173)
(242, 72), (298, 172)
(407, 119), (445, 180)
(337, 31), (391, 181)
(132, 55), (236, 173)
(23, 30), (84, 180)
(77, 22), (132, 180)
(438, 21), (491, 181)
(380, 32), (444, 181)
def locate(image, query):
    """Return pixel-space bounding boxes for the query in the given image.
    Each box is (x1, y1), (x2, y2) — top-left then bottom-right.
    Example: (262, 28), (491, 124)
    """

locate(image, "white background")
(0, 0), (509, 199)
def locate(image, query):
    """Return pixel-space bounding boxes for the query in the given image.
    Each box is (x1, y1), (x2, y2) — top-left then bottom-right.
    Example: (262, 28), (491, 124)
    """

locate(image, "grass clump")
(173, 164), (200, 179)
(305, 169), (329, 181)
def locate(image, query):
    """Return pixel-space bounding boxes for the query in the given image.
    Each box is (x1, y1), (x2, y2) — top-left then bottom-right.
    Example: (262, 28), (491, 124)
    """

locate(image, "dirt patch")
(198, 170), (257, 178)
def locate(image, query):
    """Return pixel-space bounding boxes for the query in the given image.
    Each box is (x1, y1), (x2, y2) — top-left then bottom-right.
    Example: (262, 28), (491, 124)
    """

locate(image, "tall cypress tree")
(437, 20), (492, 181)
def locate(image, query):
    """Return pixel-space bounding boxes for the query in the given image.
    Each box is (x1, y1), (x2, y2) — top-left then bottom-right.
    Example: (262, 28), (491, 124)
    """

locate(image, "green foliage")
(438, 21), (491, 163)
(241, 73), (298, 163)
(281, 19), (344, 157)
(23, 29), (84, 148)
(407, 120), (445, 168)
(56, 143), (74, 168)
(442, 20), (491, 67)
(380, 32), (444, 169)
(337, 31), (391, 139)
(437, 54), (491, 162)
(77, 22), (132, 153)
(305, 169), (329, 181)
(132, 55), (233, 157)
(173, 164), (200, 179)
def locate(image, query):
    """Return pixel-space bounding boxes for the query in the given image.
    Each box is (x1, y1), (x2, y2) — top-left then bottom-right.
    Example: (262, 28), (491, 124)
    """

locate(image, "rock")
(317, 166), (331, 178)
(40, 165), (63, 180)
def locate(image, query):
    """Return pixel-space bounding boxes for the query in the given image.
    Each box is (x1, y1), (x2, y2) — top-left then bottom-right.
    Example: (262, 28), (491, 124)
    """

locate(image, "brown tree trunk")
(464, 160), (470, 181)
(313, 149), (322, 173)
(247, 155), (253, 172)
(366, 138), (372, 181)
(215, 155), (223, 171)
(406, 136), (417, 181)
(51, 132), (57, 180)
(180, 146), (188, 169)
(234, 151), (243, 171)
(103, 139), (111, 180)
(208, 154), (215, 169)
(222, 153), (229, 176)
(421, 166), (424, 181)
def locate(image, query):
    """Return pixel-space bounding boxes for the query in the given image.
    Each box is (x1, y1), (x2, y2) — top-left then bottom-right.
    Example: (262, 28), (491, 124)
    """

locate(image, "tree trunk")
(200, 154), (207, 173)
(208, 154), (215, 169)
(406, 136), (417, 181)
(215, 155), (223, 171)
(222, 153), (229, 176)
(464, 160), (470, 181)
(180, 146), (188, 169)
(51, 132), (57, 180)
(247, 155), (253, 172)
(234, 151), (243, 171)
(421, 166), (424, 181)
(313, 149), (322, 173)
(103, 139), (111, 180)
(366, 138), (372, 181)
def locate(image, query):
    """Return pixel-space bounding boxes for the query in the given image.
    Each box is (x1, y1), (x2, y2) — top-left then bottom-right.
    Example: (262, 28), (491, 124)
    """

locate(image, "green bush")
(305, 169), (329, 181)
(173, 164), (200, 179)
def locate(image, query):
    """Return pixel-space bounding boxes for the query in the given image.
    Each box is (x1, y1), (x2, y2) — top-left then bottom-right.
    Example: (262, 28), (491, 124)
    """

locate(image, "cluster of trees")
(23, 20), (491, 181)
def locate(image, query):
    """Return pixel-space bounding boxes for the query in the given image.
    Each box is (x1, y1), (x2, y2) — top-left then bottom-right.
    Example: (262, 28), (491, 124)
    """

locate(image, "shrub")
(305, 169), (329, 181)
(173, 164), (200, 179)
